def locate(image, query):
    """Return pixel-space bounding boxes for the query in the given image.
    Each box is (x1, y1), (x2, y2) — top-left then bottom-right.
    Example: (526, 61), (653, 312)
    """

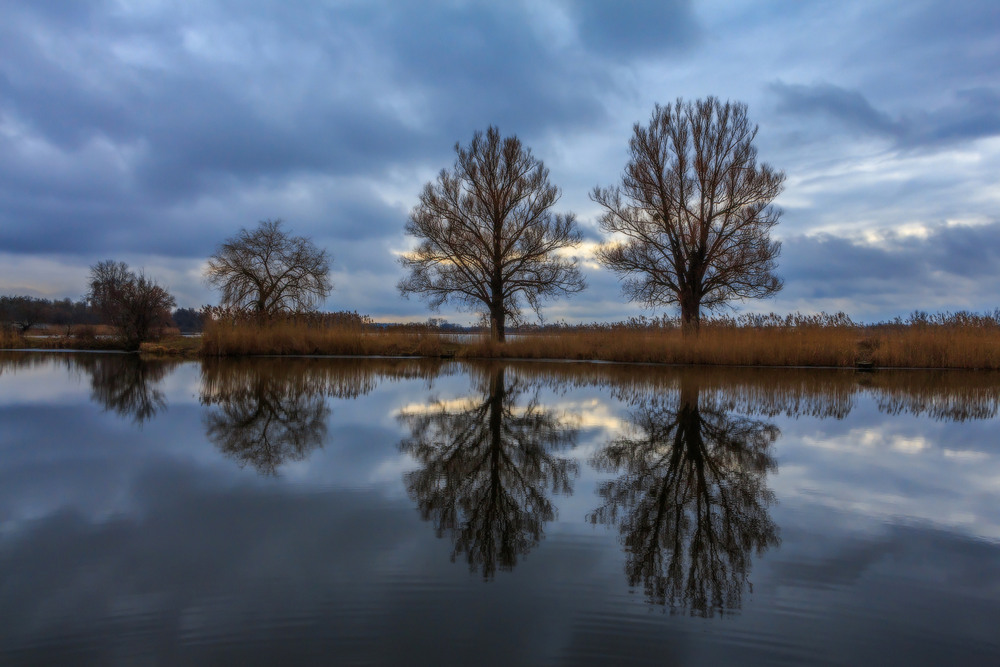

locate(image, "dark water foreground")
(1, 352), (998, 665)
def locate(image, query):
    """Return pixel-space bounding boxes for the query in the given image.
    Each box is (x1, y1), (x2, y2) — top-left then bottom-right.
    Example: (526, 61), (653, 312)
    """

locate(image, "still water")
(1, 352), (998, 665)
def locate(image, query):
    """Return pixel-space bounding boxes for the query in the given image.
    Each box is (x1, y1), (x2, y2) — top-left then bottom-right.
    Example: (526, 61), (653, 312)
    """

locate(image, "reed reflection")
(399, 365), (578, 579)
(589, 375), (780, 615)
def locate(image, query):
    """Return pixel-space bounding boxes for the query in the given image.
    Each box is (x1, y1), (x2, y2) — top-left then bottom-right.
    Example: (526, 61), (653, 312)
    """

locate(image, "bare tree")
(593, 97), (784, 333)
(398, 126), (586, 342)
(205, 219), (332, 319)
(88, 260), (133, 318)
(88, 260), (176, 349)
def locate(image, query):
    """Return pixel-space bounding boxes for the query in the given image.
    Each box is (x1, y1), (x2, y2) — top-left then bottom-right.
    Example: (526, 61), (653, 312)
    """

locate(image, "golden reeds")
(196, 310), (1000, 370)
(8, 309), (1000, 370)
(460, 326), (858, 367)
(0, 327), (23, 349)
(200, 318), (455, 357)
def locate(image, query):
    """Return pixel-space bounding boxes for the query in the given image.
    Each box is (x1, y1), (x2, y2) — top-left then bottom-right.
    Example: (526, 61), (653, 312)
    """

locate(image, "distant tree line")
(0, 295), (98, 334)
(0, 294), (204, 337)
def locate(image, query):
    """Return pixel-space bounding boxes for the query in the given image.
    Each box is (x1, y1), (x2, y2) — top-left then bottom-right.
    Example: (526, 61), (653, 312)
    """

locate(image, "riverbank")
(195, 318), (1000, 369)
(4, 317), (999, 369)
(0, 329), (202, 358)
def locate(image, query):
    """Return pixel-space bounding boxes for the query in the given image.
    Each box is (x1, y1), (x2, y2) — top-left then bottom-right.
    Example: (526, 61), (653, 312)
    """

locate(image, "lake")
(1, 352), (999, 665)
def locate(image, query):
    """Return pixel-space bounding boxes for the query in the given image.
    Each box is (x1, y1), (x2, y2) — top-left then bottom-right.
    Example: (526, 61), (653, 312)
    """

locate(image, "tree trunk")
(489, 290), (506, 342)
(680, 293), (701, 336)
(489, 367), (504, 444)
(490, 309), (506, 342)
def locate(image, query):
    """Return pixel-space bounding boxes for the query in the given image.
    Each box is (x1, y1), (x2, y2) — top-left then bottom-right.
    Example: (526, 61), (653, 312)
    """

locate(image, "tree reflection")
(399, 365), (578, 579)
(83, 354), (175, 424)
(201, 360), (331, 475)
(589, 376), (780, 615)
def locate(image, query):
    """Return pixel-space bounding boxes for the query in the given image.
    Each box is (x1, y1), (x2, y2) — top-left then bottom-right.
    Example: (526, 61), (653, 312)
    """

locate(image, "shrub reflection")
(0, 352), (177, 425)
(199, 358), (445, 475)
(589, 375), (780, 615)
(399, 365), (578, 579)
(69, 354), (177, 424)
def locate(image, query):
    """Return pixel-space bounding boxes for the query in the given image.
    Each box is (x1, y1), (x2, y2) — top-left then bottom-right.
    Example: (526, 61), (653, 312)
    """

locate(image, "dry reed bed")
(0, 329), (20, 349)
(200, 321), (454, 357)
(198, 320), (1000, 370)
(867, 327), (1000, 369)
(463, 327), (858, 367)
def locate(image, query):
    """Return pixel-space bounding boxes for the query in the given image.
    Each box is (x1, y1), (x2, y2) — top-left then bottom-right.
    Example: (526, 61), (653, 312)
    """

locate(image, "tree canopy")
(593, 97), (784, 332)
(398, 126), (586, 341)
(88, 260), (176, 349)
(205, 219), (332, 319)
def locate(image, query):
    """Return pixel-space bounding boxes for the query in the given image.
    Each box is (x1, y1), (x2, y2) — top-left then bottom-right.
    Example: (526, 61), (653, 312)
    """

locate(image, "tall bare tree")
(398, 126), (586, 342)
(593, 97), (784, 333)
(88, 260), (176, 349)
(205, 219), (332, 319)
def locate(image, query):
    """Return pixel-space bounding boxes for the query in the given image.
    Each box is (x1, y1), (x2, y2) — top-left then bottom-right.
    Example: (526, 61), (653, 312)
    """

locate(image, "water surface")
(1, 352), (998, 665)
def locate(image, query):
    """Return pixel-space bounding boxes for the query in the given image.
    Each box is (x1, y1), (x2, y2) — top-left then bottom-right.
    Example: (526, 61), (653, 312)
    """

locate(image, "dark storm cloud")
(770, 82), (1000, 149)
(770, 82), (896, 136)
(571, 0), (701, 57)
(870, 0), (1000, 82)
(0, 0), (694, 186)
(2, 0), (699, 260)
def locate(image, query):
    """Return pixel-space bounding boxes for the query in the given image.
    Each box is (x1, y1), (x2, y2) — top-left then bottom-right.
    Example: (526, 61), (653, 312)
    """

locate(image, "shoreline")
(4, 328), (1000, 371)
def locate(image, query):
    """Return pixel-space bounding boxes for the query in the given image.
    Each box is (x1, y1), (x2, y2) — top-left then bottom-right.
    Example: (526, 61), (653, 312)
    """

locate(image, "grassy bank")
(196, 312), (1000, 370)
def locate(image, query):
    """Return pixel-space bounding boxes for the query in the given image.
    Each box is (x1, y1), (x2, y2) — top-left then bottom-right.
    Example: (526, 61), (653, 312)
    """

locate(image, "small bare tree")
(88, 260), (176, 349)
(205, 219), (332, 319)
(398, 126), (585, 342)
(593, 97), (784, 333)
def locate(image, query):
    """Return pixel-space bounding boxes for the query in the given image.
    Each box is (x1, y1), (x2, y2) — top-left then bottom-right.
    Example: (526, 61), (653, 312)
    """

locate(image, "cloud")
(769, 81), (1000, 149)
(770, 82), (897, 136)
(0, 0), (703, 320)
(569, 0), (701, 57)
(777, 222), (1000, 317)
(0, 0), (636, 189)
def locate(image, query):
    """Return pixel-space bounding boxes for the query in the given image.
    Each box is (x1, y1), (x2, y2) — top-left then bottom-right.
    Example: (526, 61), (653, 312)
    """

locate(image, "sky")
(1, 0), (998, 324)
